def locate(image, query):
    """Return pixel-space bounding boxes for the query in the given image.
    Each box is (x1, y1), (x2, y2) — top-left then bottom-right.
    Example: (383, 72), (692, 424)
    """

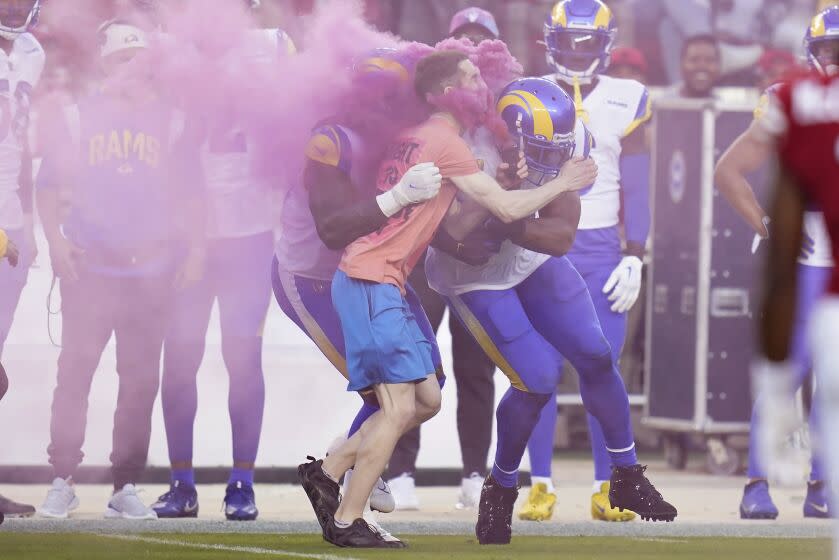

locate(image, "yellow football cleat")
(591, 482), (636, 522)
(517, 483), (557, 521)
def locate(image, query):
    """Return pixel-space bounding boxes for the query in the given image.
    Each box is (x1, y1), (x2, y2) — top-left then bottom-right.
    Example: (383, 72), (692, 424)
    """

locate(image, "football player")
(521, 0), (653, 522)
(714, 6), (837, 519)
(0, 0), (43, 521)
(426, 76), (675, 545)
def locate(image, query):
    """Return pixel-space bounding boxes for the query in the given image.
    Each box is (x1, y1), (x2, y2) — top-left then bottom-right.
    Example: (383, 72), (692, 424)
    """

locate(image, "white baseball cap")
(98, 20), (148, 59)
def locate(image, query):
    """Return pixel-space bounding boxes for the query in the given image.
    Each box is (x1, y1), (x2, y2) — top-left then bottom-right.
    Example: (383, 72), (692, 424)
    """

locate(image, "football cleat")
(609, 465), (677, 522)
(324, 517), (403, 548)
(363, 510), (406, 548)
(151, 481), (199, 519)
(476, 475), (519, 545)
(224, 481), (258, 521)
(344, 469), (395, 514)
(739, 480), (779, 520)
(804, 481), (832, 519)
(517, 483), (556, 521)
(298, 456), (341, 533)
(592, 482), (635, 522)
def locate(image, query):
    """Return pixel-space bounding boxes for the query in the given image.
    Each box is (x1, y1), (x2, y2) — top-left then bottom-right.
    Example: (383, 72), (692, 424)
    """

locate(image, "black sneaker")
(475, 475), (519, 545)
(609, 465), (677, 522)
(298, 456), (340, 532)
(324, 518), (403, 548)
(0, 494), (35, 518)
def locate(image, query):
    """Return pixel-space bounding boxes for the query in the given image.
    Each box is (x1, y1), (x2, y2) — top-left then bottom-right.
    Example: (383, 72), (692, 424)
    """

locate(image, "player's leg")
(448, 287), (559, 544)
(742, 263), (831, 519)
(40, 268), (114, 518)
(215, 232), (273, 520)
(449, 312), (497, 508)
(519, 257), (676, 521)
(108, 272), (173, 520)
(810, 297), (839, 558)
(0, 228), (32, 358)
(571, 243), (638, 522)
(154, 251), (214, 519)
(520, 388), (559, 521)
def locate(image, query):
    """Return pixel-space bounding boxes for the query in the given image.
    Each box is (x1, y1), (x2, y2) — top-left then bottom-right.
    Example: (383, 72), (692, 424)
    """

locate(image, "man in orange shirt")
(300, 50), (596, 548)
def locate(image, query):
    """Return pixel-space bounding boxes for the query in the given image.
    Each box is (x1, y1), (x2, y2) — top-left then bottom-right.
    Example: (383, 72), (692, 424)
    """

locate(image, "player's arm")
(620, 121), (651, 259)
(506, 192), (581, 257)
(758, 163), (805, 362)
(447, 157), (596, 239)
(306, 161), (390, 250)
(714, 119), (771, 237)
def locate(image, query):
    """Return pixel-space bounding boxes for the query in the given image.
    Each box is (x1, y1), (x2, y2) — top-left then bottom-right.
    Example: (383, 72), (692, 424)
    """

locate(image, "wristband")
(376, 191), (403, 218)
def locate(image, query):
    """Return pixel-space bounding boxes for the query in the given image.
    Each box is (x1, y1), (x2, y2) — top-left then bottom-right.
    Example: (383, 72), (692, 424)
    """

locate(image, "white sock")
(334, 519), (351, 529)
(593, 480), (608, 493)
(531, 476), (555, 493)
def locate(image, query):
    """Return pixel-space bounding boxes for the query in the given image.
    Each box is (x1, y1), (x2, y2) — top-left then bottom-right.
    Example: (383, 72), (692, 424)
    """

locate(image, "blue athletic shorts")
(331, 269), (437, 392)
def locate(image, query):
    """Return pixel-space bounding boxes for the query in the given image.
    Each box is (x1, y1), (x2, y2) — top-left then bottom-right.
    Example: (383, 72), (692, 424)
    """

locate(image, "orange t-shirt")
(339, 116), (480, 292)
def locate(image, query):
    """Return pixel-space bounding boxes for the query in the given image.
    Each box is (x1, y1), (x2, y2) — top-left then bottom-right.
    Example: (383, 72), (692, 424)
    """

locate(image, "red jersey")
(766, 71), (839, 294)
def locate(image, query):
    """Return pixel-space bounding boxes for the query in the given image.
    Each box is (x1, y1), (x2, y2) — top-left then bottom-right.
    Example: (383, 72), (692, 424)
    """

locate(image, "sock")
(172, 468), (195, 487)
(348, 402), (378, 438)
(607, 443), (638, 468)
(491, 387), (551, 488)
(593, 480), (608, 493)
(334, 519), (351, 529)
(531, 476), (555, 494)
(525, 390), (557, 479)
(229, 467), (254, 486)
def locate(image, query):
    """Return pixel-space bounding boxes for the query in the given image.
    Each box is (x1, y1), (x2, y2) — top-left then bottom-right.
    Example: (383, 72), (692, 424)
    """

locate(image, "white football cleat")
(456, 472), (484, 509)
(387, 472), (419, 511)
(38, 477), (79, 519)
(105, 484), (157, 520)
(343, 469), (396, 514)
(363, 509), (404, 546)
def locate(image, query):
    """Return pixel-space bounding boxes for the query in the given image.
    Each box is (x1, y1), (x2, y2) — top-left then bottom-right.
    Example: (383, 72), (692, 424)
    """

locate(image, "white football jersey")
(425, 124), (588, 296)
(202, 29), (292, 239)
(544, 74), (650, 231)
(0, 33), (44, 230)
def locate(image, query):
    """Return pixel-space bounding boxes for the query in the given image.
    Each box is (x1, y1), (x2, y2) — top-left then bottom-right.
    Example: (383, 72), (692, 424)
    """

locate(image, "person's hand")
(497, 150), (527, 190)
(602, 256), (643, 313)
(5, 239), (19, 268)
(556, 157), (597, 193)
(48, 236), (84, 281)
(392, 162), (443, 205)
(174, 248), (206, 290)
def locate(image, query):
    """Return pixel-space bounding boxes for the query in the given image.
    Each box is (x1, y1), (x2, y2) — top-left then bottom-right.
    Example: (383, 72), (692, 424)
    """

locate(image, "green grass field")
(0, 534), (830, 560)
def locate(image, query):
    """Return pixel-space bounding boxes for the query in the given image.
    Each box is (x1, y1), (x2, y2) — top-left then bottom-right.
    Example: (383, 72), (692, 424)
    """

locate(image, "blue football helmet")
(497, 76), (593, 188)
(805, 6), (839, 77)
(544, 0), (616, 85)
(0, 0), (40, 41)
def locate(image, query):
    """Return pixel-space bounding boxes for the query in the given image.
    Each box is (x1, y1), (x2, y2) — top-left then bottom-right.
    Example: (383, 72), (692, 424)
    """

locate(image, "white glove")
(376, 162), (442, 218)
(602, 255), (643, 313)
(752, 359), (809, 486)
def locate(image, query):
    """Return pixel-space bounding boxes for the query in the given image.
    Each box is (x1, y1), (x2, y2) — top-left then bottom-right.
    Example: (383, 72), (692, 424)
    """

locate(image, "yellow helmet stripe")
(497, 90), (554, 139)
(811, 12), (827, 38)
(359, 57), (410, 82)
(593, 3), (613, 29)
(550, 2), (568, 26)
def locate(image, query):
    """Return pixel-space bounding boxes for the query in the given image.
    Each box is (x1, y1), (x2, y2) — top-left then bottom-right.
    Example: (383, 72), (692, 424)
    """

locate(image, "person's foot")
(38, 477), (79, 519)
(387, 472), (419, 511)
(151, 481), (199, 518)
(517, 483), (556, 521)
(475, 475), (518, 545)
(363, 510), (406, 548)
(344, 469), (395, 514)
(105, 484), (157, 520)
(456, 472), (484, 510)
(324, 517), (403, 548)
(739, 479), (779, 520)
(609, 465), (677, 522)
(803, 481), (832, 519)
(298, 456), (340, 532)
(0, 494), (36, 518)
(224, 481), (258, 521)
(592, 482), (635, 522)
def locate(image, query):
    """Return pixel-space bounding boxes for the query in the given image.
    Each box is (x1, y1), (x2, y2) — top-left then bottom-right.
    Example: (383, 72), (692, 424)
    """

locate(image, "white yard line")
(97, 533), (362, 560)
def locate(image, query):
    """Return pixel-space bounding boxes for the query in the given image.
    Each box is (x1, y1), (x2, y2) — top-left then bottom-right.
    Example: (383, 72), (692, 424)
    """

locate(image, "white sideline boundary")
(97, 534), (362, 560)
